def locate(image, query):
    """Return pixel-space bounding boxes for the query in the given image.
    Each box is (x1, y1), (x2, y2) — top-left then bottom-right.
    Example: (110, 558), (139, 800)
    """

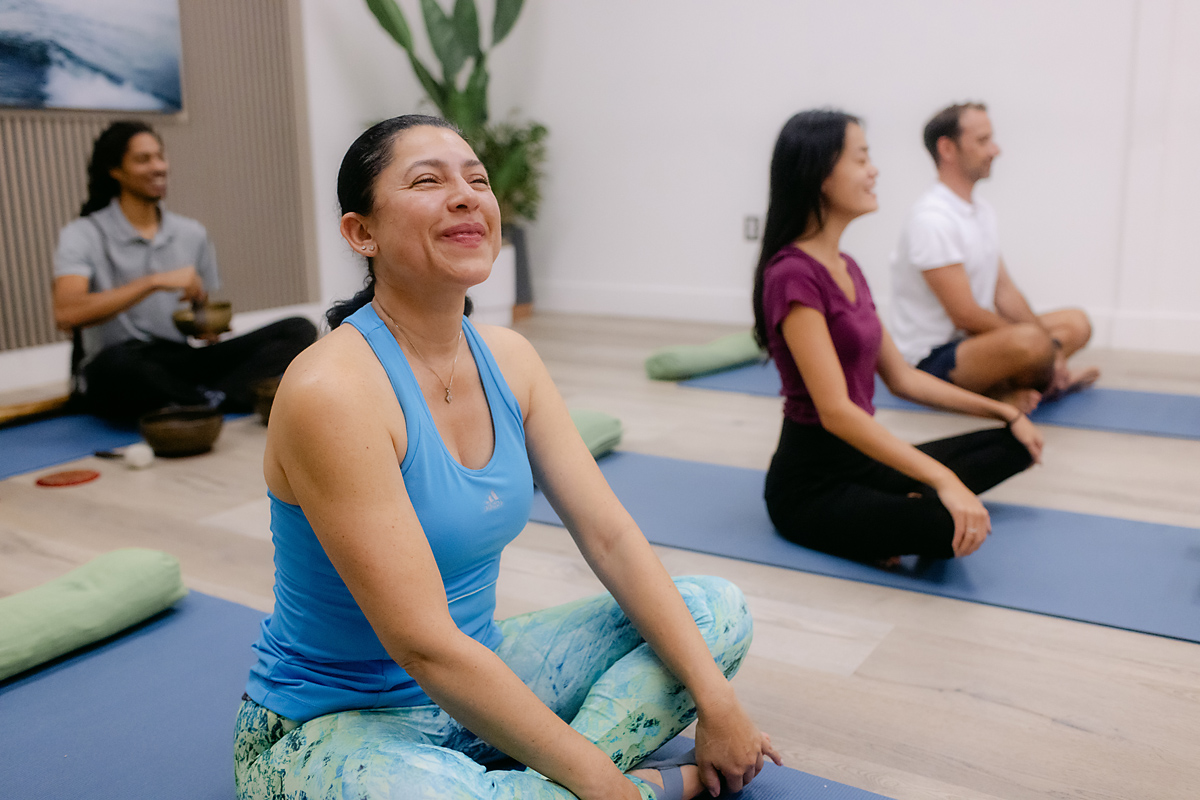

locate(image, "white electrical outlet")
(743, 215), (761, 241)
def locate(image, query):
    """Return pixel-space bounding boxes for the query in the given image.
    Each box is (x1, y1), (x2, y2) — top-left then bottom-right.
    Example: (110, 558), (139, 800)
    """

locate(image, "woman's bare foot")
(997, 388), (1041, 415)
(875, 555), (903, 570)
(629, 765), (703, 800)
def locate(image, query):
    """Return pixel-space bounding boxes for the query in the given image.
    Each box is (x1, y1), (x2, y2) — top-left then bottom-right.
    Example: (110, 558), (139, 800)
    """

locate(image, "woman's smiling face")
(821, 122), (879, 221)
(365, 125), (502, 292)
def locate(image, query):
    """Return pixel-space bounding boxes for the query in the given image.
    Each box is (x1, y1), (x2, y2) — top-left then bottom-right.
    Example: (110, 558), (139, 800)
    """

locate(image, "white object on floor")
(124, 443), (156, 469)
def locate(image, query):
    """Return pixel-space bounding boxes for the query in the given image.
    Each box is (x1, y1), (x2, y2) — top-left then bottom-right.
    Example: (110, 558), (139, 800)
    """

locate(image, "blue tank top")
(245, 304), (534, 721)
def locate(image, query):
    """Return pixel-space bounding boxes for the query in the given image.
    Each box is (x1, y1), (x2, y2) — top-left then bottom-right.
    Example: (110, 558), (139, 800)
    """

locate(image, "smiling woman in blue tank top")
(232, 116), (779, 800)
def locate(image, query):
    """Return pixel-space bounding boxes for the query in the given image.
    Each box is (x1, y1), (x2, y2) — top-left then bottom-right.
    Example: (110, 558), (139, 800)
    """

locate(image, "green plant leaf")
(365, 0), (414, 52)
(420, 0), (468, 81)
(491, 0), (524, 46)
(408, 53), (449, 116)
(481, 120), (547, 222)
(460, 56), (489, 135)
(453, 0), (482, 57)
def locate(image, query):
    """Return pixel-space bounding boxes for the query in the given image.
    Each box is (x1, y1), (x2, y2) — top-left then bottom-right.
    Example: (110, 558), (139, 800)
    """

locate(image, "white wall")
(296, 0), (540, 314)
(8, 0), (1194, 395)
(291, 0), (1200, 353)
(517, 0), (1197, 350)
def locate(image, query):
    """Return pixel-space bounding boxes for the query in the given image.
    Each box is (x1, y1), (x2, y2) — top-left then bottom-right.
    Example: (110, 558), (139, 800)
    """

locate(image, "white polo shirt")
(889, 182), (1000, 364)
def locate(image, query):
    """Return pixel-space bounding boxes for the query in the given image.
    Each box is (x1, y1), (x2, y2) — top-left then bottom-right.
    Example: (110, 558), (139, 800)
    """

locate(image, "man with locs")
(52, 121), (316, 421)
(889, 102), (1098, 413)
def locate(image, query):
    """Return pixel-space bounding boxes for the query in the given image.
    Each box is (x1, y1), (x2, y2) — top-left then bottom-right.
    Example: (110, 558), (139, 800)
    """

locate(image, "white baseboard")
(537, 280), (755, 325)
(0, 342), (72, 395)
(1091, 309), (1200, 354)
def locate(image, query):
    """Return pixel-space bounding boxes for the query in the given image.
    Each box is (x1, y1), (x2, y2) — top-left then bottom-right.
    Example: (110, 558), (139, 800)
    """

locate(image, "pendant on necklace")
(445, 388), (453, 404)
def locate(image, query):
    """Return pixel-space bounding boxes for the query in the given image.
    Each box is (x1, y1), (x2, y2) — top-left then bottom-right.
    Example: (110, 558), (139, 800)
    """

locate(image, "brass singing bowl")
(138, 406), (224, 457)
(173, 301), (233, 338)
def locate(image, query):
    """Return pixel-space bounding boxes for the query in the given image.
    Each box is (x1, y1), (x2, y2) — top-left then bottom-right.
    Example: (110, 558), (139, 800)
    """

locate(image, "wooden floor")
(3, 313), (1199, 799)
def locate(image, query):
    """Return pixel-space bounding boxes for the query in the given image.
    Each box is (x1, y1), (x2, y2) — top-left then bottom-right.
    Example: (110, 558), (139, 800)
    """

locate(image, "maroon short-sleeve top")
(761, 246), (883, 425)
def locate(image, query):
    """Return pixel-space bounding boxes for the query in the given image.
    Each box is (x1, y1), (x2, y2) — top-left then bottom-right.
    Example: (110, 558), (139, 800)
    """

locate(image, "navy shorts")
(915, 339), (962, 381)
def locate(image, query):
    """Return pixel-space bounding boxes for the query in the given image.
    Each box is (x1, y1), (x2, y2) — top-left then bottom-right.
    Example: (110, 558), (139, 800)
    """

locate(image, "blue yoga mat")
(0, 414), (140, 480)
(0, 591), (887, 799)
(0, 591), (263, 800)
(680, 360), (1200, 440)
(529, 452), (1200, 643)
(651, 736), (891, 799)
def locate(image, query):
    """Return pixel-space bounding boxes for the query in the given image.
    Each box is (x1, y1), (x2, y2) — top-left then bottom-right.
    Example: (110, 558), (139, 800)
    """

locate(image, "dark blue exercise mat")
(0, 591), (264, 800)
(0, 413), (140, 480)
(679, 361), (1200, 440)
(529, 452), (1200, 643)
(649, 736), (892, 799)
(0, 592), (886, 800)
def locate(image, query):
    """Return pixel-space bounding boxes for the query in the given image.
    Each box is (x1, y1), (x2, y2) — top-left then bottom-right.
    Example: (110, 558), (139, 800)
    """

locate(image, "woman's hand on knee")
(935, 479), (991, 557)
(694, 694), (782, 796)
(1009, 415), (1043, 464)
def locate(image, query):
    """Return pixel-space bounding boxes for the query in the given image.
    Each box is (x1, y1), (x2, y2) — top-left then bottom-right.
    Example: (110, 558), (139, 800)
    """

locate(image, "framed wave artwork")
(0, 0), (183, 112)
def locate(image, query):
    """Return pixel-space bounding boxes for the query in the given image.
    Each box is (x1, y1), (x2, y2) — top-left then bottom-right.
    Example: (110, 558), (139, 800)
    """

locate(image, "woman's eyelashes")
(408, 173), (490, 188)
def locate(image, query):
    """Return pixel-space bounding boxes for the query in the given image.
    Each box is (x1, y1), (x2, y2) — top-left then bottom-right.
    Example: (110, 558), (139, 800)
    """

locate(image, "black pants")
(81, 317), (317, 421)
(764, 418), (1033, 561)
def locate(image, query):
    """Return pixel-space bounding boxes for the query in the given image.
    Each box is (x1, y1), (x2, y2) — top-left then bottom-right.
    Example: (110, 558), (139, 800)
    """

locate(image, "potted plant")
(365, 0), (547, 320)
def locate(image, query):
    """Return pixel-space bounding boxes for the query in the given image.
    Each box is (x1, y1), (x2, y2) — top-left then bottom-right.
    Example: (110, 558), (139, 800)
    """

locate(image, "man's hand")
(153, 265), (207, 304)
(694, 694), (782, 796)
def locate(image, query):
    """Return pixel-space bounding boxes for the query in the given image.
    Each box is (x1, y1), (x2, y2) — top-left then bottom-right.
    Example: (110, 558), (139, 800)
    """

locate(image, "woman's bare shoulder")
(265, 324), (405, 500)
(473, 322), (544, 401)
(474, 322), (539, 367)
(278, 325), (389, 410)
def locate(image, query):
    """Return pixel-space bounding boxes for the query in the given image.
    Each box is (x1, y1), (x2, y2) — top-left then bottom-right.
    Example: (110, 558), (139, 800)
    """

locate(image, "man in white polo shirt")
(890, 102), (1097, 412)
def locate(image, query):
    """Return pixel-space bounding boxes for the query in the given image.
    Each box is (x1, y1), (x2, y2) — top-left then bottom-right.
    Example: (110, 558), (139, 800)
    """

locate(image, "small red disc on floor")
(35, 469), (101, 487)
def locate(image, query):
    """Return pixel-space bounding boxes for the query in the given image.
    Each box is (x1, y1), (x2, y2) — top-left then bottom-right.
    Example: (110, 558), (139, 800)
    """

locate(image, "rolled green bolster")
(0, 548), (188, 681)
(644, 331), (765, 381)
(570, 409), (623, 459)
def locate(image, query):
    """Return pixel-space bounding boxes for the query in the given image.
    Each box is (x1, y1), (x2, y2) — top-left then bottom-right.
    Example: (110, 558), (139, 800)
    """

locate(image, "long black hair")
(80, 121), (159, 216)
(751, 109), (860, 348)
(325, 114), (474, 329)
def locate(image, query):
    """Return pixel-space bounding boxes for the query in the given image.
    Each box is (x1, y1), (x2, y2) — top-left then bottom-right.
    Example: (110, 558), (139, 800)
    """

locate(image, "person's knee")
(1003, 323), (1051, 374)
(674, 576), (752, 674)
(1062, 308), (1092, 350)
(272, 316), (318, 347)
(290, 316), (319, 343)
(85, 342), (150, 378)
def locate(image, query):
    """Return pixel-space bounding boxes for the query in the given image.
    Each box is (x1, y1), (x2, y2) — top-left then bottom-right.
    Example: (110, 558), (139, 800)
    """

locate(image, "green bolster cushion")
(570, 409), (623, 458)
(0, 548), (188, 681)
(644, 331), (765, 381)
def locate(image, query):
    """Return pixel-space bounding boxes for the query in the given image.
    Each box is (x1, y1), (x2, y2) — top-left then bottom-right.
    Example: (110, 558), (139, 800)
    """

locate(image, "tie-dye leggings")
(234, 575), (752, 800)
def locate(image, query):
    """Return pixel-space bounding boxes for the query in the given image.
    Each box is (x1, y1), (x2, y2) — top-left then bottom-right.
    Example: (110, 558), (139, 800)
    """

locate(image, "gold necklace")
(374, 301), (463, 403)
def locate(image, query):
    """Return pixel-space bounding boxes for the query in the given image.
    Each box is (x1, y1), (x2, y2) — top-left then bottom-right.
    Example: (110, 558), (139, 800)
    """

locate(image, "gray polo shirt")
(53, 198), (219, 365)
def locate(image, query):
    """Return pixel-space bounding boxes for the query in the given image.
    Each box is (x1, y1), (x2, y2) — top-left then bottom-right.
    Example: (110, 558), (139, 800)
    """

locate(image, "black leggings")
(764, 418), (1033, 561)
(81, 317), (317, 421)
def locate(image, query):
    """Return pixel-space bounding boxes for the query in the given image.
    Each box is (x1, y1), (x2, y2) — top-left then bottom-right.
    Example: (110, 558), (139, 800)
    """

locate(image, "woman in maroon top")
(752, 110), (1043, 563)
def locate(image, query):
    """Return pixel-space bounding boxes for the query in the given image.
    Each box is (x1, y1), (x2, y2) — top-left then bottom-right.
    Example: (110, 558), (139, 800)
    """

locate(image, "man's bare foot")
(1065, 366), (1100, 393)
(998, 388), (1041, 415)
(629, 766), (703, 800)
(876, 555), (903, 570)
(1044, 365), (1100, 401)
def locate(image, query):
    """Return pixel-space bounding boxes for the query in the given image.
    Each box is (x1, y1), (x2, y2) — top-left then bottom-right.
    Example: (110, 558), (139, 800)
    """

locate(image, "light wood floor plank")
(3, 312), (1199, 798)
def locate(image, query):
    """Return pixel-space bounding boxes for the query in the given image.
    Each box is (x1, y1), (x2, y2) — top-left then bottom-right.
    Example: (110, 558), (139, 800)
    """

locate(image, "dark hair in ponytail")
(752, 109), (859, 348)
(325, 114), (475, 329)
(81, 121), (158, 216)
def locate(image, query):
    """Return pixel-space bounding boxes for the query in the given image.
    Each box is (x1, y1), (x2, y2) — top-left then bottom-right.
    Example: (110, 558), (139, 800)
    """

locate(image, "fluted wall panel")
(0, 0), (312, 353)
